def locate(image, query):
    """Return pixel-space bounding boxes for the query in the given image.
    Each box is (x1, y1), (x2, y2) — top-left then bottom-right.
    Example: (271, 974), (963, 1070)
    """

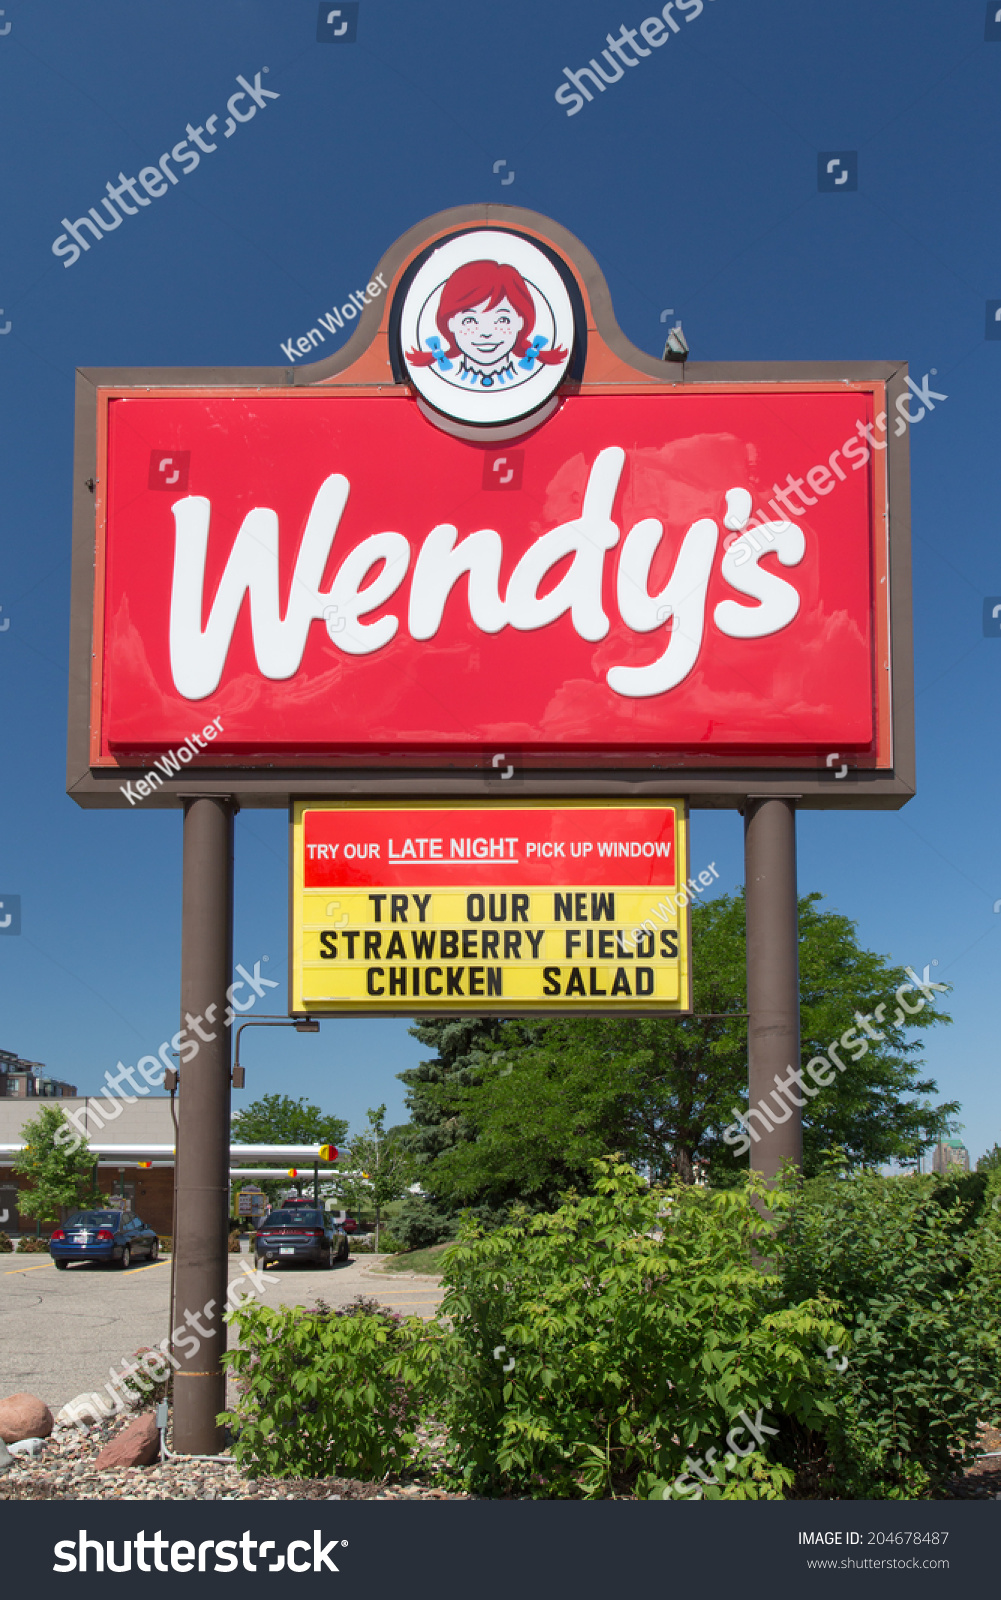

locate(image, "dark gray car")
(254, 1207), (349, 1268)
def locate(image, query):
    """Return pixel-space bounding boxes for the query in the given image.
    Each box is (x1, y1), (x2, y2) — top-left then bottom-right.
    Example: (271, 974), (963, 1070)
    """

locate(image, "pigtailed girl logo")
(399, 229), (575, 427)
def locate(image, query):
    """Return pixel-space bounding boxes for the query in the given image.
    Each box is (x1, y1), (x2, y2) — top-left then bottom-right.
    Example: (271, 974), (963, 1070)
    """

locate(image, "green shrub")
(157, 1236), (172, 1253)
(0, 1231), (12, 1253)
(18, 1235), (49, 1253)
(393, 1161), (840, 1499)
(780, 1163), (1001, 1497)
(220, 1296), (421, 1480)
(120, 1347), (173, 1407)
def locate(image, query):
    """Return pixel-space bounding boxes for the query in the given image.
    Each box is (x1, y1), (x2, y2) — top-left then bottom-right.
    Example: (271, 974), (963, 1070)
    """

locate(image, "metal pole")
(743, 798), (801, 1181)
(313, 1162), (319, 1206)
(172, 795), (235, 1454)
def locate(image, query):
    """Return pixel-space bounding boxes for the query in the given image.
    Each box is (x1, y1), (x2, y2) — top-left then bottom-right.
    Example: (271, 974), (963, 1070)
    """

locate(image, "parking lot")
(0, 1250), (444, 1414)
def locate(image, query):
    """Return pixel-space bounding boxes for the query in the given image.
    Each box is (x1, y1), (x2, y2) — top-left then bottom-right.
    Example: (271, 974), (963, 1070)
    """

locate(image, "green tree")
(338, 1105), (409, 1250)
(13, 1105), (101, 1224)
(977, 1144), (1001, 1173)
(231, 1093), (347, 1148)
(395, 1018), (541, 1248)
(399, 892), (955, 1219)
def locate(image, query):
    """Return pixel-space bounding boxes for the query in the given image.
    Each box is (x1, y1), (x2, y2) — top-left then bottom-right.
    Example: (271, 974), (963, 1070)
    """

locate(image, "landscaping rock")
(8, 1438), (45, 1459)
(0, 1438), (13, 1474)
(95, 1412), (159, 1469)
(0, 1395), (53, 1445)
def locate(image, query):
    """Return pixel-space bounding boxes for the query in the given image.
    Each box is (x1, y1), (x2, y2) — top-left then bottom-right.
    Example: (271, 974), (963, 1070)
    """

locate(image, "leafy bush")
(228, 1235), (243, 1254)
(120, 1347), (173, 1408)
(0, 1231), (11, 1253)
(220, 1296), (421, 1480)
(18, 1235), (49, 1253)
(157, 1236), (172, 1253)
(215, 1161), (1001, 1500)
(392, 1192), (460, 1252)
(780, 1163), (1001, 1497)
(393, 1161), (840, 1499)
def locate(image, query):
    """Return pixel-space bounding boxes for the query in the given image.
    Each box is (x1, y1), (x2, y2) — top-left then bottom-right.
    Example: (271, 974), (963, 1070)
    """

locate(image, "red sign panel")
(302, 804), (677, 889)
(93, 385), (888, 767)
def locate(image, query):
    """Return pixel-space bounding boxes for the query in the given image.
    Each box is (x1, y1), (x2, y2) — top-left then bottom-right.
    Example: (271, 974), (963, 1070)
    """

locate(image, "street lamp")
(232, 1014), (320, 1089)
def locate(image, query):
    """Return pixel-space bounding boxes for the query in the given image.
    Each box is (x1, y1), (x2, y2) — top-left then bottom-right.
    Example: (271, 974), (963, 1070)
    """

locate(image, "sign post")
(172, 795), (235, 1456)
(744, 798), (801, 1181)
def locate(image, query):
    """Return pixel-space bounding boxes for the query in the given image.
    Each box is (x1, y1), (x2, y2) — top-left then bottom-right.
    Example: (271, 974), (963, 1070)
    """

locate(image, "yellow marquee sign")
(291, 799), (691, 1016)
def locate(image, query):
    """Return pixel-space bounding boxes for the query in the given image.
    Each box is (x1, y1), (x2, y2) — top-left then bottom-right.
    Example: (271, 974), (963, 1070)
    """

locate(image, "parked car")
(254, 1207), (349, 1268)
(49, 1211), (159, 1270)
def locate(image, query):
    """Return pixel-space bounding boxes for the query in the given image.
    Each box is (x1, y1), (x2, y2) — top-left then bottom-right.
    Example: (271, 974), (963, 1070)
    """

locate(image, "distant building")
(931, 1139), (969, 1175)
(0, 1049), (76, 1100)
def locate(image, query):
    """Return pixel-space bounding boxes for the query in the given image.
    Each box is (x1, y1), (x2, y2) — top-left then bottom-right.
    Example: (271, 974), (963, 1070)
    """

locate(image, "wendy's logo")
(399, 229), (574, 428)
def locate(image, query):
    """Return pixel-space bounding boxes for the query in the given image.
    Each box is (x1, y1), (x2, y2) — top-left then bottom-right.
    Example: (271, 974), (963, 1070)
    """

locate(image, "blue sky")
(0, 0), (998, 1155)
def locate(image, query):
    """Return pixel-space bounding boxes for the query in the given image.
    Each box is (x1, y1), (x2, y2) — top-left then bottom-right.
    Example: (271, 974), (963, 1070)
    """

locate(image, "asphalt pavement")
(0, 1249), (443, 1415)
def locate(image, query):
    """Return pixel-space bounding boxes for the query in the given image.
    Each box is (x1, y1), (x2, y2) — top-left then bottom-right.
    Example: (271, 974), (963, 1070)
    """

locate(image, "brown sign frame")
(66, 202), (915, 812)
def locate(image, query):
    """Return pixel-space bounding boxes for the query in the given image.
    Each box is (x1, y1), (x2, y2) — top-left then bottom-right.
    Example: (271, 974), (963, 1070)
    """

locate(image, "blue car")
(49, 1210), (160, 1270)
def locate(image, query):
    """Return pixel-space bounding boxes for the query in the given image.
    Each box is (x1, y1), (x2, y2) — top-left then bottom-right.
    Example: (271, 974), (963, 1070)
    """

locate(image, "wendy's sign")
(67, 204), (914, 809)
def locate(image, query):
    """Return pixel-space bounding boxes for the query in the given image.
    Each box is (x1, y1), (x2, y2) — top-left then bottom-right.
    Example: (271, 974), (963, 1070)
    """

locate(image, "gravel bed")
(3, 1414), (998, 1502)
(0, 1415), (472, 1501)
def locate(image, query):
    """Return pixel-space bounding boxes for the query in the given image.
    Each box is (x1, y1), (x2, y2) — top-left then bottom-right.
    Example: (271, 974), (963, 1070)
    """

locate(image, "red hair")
(406, 259), (568, 367)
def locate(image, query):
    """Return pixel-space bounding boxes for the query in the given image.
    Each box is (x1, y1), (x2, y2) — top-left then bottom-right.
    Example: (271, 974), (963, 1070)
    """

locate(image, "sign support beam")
(172, 794), (236, 1455)
(744, 798), (801, 1180)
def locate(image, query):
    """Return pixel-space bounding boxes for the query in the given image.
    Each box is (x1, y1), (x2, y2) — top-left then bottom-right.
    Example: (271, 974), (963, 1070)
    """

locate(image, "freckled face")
(447, 297), (524, 367)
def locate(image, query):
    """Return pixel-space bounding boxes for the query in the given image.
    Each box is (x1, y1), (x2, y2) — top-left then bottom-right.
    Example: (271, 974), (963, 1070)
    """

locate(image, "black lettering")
(412, 966), (421, 997)
(487, 967), (502, 996)
(586, 929), (594, 958)
(412, 930), (436, 959)
(575, 892), (588, 921)
(488, 893), (507, 922)
(320, 931), (337, 960)
(385, 931), (406, 960)
(588, 967), (607, 996)
(413, 893), (431, 923)
(611, 967), (632, 996)
(504, 930), (522, 960)
(441, 930), (459, 959)
(554, 893), (573, 922)
(446, 967), (464, 996)
(636, 932), (655, 959)
(481, 929), (499, 959)
(425, 967), (443, 996)
(543, 966), (561, 996)
(462, 928), (477, 959)
(591, 892), (615, 922)
(526, 930), (544, 958)
(598, 930), (615, 960)
(389, 967), (406, 996)
(566, 967), (586, 996)
(660, 928), (679, 957)
(616, 931), (634, 959)
(367, 967), (385, 995)
(511, 893), (529, 923)
(467, 893), (485, 922)
(343, 930), (359, 959)
(565, 930), (582, 958)
(364, 931), (382, 960)
(468, 966), (484, 996)
(390, 894), (408, 923)
(636, 967), (654, 996)
(368, 893), (387, 922)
